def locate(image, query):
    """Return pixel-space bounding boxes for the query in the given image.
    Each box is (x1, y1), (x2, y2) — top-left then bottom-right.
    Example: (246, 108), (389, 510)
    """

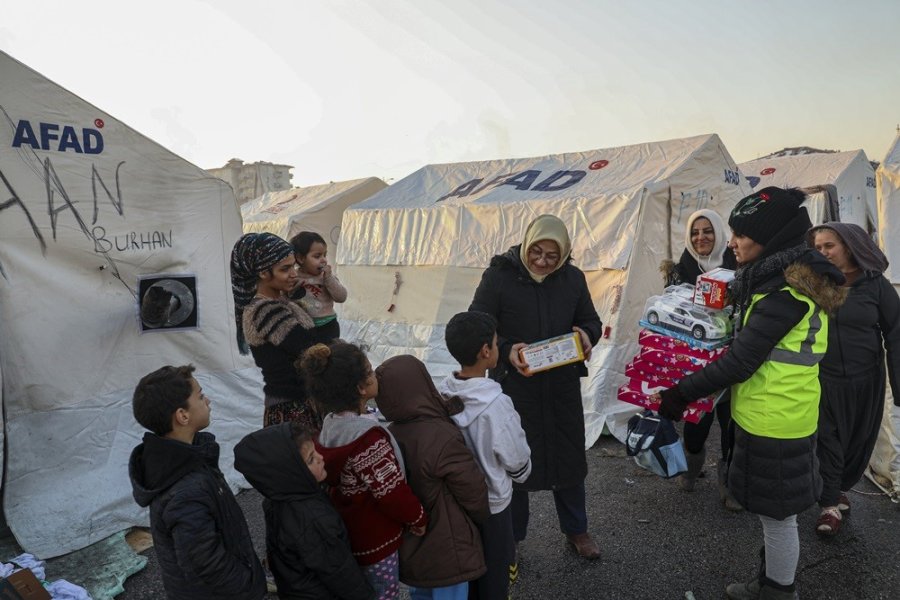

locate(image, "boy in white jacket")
(438, 311), (532, 600)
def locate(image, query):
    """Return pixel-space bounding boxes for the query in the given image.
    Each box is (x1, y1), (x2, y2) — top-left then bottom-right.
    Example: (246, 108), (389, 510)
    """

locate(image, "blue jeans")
(408, 581), (468, 600)
(511, 481), (588, 541)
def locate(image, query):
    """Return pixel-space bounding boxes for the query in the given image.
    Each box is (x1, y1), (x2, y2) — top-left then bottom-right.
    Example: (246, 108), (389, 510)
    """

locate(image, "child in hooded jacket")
(299, 341), (428, 600)
(375, 354), (490, 600)
(234, 421), (374, 600)
(438, 311), (532, 600)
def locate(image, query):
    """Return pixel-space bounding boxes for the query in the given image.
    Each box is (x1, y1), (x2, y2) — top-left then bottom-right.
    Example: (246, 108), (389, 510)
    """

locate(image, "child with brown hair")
(290, 231), (348, 342)
(299, 341), (427, 600)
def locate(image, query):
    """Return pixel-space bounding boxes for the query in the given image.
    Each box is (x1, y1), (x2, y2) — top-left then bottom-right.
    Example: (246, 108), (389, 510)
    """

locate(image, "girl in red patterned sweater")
(300, 341), (427, 600)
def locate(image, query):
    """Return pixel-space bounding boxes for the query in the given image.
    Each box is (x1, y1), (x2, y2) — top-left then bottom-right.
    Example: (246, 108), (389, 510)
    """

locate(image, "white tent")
(0, 51), (262, 557)
(739, 151), (877, 231)
(871, 132), (900, 500)
(241, 177), (387, 244)
(337, 134), (751, 445)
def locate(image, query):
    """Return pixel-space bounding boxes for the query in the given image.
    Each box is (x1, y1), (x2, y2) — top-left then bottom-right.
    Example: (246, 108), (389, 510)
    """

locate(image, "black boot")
(680, 447), (706, 491)
(758, 575), (798, 600)
(718, 460), (743, 511)
(725, 547), (766, 600)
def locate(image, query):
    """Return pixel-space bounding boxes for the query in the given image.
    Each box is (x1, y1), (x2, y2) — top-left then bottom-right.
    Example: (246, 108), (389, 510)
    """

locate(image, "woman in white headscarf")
(661, 209), (740, 508)
(470, 215), (603, 561)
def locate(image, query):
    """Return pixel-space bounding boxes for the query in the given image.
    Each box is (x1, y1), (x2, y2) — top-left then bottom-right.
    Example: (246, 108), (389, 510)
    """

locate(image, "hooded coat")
(128, 432), (266, 600)
(659, 207), (846, 519)
(233, 424), (374, 600)
(469, 246), (602, 491)
(375, 355), (490, 588)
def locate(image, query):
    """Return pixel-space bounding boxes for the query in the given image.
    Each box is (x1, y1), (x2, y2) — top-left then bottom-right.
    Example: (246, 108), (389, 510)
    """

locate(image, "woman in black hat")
(807, 222), (900, 536)
(653, 187), (845, 600)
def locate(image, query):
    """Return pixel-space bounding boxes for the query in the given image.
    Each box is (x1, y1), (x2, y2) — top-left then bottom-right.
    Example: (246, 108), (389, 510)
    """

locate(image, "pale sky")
(3, 0), (898, 186)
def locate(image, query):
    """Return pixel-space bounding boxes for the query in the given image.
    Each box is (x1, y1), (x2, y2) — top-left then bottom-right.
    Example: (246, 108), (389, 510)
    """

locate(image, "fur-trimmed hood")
(784, 261), (847, 316)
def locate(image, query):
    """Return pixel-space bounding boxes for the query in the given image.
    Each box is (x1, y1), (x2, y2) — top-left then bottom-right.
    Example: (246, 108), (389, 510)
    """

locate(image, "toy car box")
(519, 332), (584, 374)
(640, 286), (733, 348)
(694, 267), (735, 309)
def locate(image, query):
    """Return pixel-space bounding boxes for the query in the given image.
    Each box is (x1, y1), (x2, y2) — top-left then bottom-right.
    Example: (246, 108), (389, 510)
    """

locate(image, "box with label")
(694, 267), (735, 309)
(519, 332), (584, 374)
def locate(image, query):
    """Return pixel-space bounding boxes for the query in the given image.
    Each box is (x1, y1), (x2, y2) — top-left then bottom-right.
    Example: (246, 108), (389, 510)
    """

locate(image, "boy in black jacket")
(128, 364), (266, 600)
(234, 422), (374, 600)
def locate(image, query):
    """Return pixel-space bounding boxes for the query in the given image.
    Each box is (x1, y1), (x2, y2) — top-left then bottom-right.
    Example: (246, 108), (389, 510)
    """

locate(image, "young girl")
(290, 231), (348, 342)
(230, 232), (320, 429)
(300, 341), (427, 600)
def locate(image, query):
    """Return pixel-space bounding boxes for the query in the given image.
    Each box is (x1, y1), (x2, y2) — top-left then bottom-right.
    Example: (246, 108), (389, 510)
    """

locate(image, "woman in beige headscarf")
(469, 215), (603, 562)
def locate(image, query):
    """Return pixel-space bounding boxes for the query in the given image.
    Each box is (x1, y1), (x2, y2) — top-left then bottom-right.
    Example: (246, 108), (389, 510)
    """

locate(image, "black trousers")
(682, 393), (732, 457)
(469, 505), (514, 600)
(817, 366), (886, 507)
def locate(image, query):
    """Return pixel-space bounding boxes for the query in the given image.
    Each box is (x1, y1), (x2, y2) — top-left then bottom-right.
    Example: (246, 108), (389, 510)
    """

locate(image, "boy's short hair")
(133, 365), (196, 436)
(445, 311), (498, 367)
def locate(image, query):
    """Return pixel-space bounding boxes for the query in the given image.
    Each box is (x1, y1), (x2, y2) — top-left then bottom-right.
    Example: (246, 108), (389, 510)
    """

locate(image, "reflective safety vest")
(732, 286), (828, 439)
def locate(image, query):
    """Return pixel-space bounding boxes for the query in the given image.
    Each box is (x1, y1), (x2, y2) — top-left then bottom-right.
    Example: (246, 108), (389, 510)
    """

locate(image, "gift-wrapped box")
(616, 385), (706, 423)
(638, 329), (728, 361)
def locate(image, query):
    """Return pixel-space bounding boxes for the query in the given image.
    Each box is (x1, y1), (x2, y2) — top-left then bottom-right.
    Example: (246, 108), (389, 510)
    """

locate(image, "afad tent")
(0, 51), (262, 557)
(739, 151), (877, 231)
(872, 132), (900, 500)
(241, 177), (387, 244)
(337, 134), (751, 445)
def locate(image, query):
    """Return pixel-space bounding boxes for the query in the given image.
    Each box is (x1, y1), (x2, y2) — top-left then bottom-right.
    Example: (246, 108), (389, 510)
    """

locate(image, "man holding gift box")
(653, 187), (846, 600)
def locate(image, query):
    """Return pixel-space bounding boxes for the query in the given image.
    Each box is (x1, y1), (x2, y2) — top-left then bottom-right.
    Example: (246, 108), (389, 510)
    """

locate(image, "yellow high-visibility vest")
(732, 286), (828, 439)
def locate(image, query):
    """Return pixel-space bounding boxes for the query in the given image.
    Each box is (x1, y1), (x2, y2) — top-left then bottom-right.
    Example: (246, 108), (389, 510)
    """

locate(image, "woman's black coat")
(470, 246), (602, 491)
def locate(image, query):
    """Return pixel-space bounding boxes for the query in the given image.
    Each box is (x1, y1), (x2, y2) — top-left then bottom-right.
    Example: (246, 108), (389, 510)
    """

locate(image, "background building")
(207, 158), (293, 204)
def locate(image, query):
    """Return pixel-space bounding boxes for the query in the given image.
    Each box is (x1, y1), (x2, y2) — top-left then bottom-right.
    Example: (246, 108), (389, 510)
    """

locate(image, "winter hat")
(230, 232), (295, 353)
(728, 187), (806, 247)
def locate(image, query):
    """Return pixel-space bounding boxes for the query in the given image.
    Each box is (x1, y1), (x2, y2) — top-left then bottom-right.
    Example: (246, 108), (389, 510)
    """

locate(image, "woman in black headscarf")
(807, 222), (900, 536)
(231, 232), (320, 429)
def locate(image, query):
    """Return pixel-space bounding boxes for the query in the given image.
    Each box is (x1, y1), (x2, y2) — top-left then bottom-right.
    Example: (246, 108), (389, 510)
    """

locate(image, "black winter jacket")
(470, 246), (602, 491)
(660, 240), (846, 519)
(234, 424), (374, 600)
(129, 432), (266, 600)
(663, 246), (737, 287)
(819, 273), (900, 405)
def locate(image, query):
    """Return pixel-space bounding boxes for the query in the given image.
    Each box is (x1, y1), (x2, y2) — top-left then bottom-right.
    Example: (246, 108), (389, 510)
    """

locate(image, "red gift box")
(639, 347), (713, 370)
(616, 385), (704, 423)
(694, 267), (734, 309)
(626, 358), (694, 382)
(638, 329), (728, 361)
(621, 377), (717, 412)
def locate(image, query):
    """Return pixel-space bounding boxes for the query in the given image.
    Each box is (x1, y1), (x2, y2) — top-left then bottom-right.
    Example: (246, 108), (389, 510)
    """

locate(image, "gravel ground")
(120, 431), (900, 599)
